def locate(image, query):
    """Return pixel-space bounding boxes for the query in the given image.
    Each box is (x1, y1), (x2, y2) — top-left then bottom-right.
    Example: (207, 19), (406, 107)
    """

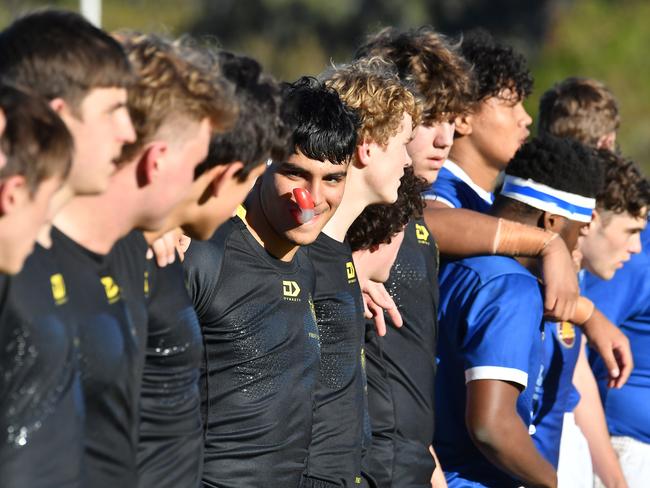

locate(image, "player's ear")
(0, 175), (29, 216)
(542, 212), (567, 234)
(588, 209), (602, 233)
(355, 139), (372, 168)
(454, 112), (472, 136)
(137, 141), (167, 186)
(597, 131), (616, 151)
(208, 162), (244, 198)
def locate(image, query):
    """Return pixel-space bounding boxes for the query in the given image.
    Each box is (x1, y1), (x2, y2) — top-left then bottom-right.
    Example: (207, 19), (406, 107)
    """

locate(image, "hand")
(582, 309), (633, 388)
(429, 446), (448, 488)
(361, 280), (402, 337)
(540, 237), (579, 321)
(146, 228), (186, 267)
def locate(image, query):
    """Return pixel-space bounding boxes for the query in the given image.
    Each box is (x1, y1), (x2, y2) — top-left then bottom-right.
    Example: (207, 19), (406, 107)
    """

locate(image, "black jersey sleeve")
(183, 223), (230, 321)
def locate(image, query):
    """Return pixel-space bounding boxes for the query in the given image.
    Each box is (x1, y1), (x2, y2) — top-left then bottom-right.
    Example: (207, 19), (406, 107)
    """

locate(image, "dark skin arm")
(466, 379), (557, 488)
(424, 203), (578, 321)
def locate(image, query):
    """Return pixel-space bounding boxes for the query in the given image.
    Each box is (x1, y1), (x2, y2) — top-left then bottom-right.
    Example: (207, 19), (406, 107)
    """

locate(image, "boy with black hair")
(423, 29), (631, 389)
(532, 150), (648, 488)
(298, 57), (419, 488)
(137, 50), (285, 488)
(0, 84), (77, 487)
(183, 76), (359, 487)
(435, 135), (602, 488)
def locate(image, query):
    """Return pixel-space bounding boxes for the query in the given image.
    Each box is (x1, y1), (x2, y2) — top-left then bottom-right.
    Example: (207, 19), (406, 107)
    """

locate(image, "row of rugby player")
(0, 9), (648, 488)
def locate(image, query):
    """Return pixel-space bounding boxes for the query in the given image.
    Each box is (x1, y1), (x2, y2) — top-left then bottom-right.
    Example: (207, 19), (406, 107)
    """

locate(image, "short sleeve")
(183, 237), (226, 322)
(462, 274), (543, 388)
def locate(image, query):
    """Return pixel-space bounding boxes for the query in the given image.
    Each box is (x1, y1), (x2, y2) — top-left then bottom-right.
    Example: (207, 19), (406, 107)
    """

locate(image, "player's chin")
(285, 227), (322, 246)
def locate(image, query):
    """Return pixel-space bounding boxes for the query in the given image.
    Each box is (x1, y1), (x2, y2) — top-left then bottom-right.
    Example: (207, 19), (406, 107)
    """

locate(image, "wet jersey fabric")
(531, 320), (583, 468)
(422, 160), (494, 212)
(302, 232), (367, 487)
(585, 225), (650, 444)
(184, 217), (321, 488)
(363, 218), (439, 487)
(51, 227), (149, 487)
(0, 244), (84, 488)
(137, 256), (203, 488)
(435, 255), (544, 488)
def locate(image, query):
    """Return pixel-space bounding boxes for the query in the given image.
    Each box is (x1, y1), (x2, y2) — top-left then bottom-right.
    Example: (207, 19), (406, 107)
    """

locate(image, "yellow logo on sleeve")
(100, 276), (121, 304)
(282, 280), (301, 301)
(557, 321), (576, 348)
(346, 261), (356, 283)
(415, 223), (430, 245)
(50, 273), (68, 305)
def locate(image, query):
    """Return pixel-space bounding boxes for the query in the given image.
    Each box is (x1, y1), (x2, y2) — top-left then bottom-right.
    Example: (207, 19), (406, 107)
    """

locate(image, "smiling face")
(60, 87), (135, 196)
(579, 209), (647, 280)
(408, 120), (455, 185)
(259, 151), (348, 246)
(469, 88), (532, 170)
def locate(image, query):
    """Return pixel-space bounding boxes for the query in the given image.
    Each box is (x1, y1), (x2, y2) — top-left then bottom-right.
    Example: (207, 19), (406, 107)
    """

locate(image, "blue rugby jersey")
(531, 320), (583, 467)
(423, 160), (494, 213)
(434, 254), (545, 487)
(585, 225), (650, 444)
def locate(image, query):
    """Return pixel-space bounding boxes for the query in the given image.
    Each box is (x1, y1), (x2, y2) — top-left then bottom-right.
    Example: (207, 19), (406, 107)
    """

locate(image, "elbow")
(466, 413), (503, 452)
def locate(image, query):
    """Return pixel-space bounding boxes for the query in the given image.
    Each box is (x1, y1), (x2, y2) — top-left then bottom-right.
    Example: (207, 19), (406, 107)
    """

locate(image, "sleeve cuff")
(465, 365), (528, 388)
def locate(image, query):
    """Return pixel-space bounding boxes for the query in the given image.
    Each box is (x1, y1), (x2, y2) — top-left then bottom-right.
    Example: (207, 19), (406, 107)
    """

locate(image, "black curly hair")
(347, 166), (427, 251)
(595, 149), (650, 220)
(503, 134), (603, 201)
(459, 28), (533, 103)
(195, 50), (285, 181)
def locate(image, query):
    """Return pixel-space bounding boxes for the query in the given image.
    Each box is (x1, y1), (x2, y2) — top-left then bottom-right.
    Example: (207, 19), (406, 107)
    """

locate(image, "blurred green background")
(1, 0), (648, 173)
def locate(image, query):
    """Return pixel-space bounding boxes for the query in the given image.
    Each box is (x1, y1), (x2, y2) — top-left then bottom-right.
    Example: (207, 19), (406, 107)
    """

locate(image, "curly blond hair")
(325, 57), (421, 149)
(114, 32), (238, 163)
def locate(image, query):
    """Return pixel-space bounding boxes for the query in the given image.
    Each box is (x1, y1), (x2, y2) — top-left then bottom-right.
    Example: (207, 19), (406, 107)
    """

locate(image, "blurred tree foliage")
(0, 0), (647, 171)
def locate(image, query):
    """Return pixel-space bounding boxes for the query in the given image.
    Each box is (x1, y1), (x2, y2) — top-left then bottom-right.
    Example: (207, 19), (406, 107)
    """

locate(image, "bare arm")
(423, 205), (578, 321)
(466, 379), (557, 488)
(573, 336), (628, 488)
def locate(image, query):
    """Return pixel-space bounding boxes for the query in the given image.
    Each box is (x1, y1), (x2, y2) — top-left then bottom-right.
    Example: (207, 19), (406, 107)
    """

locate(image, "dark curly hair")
(280, 76), (359, 165)
(501, 135), (602, 203)
(595, 149), (650, 220)
(458, 28), (533, 103)
(194, 50), (285, 181)
(354, 26), (475, 123)
(347, 166), (427, 251)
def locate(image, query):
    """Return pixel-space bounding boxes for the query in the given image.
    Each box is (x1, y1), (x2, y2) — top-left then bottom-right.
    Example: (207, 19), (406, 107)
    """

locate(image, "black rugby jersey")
(364, 218), (439, 487)
(184, 217), (320, 488)
(301, 232), (367, 487)
(137, 256), (203, 488)
(52, 227), (148, 487)
(0, 245), (84, 488)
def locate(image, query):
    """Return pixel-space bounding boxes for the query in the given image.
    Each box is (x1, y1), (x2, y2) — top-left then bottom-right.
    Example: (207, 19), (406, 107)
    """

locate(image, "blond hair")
(326, 57), (421, 149)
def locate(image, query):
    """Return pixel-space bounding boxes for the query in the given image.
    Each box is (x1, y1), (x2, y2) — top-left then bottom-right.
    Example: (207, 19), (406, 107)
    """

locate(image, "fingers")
(361, 292), (373, 320)
(365, 281), (402, 329)
(610, 339), (633, 389)
(365, 294), (387, 337)
(176, 234), (191, 262)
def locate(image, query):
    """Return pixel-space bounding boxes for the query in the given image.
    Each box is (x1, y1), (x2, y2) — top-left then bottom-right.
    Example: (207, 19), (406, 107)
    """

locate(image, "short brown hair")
(595, 149), (649, 220)
(0, 9), (133, 110)
(0, 84), (73, 193)
(325, 57), (421, 150)
(355, 26), (475, 124)
(115, 33), (238, 163)
(538, 77), (620, 147)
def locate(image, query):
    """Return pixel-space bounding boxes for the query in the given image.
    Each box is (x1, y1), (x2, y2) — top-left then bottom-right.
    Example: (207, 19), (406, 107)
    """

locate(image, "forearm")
(468, 416), (556, 488)
(574, 338), (628, 488)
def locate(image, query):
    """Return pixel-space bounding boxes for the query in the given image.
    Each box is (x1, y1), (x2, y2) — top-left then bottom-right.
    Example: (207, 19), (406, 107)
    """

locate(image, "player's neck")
(243, 188), (299, 262)
(52, 169), (140, 255)
(449, 143), (501, 193)
(323, 170), (373, 242)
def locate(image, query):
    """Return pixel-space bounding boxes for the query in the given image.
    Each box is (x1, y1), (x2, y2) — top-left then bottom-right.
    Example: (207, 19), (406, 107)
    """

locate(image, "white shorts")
(557, 412), (593, 488)
(594, 435), (650, 488)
